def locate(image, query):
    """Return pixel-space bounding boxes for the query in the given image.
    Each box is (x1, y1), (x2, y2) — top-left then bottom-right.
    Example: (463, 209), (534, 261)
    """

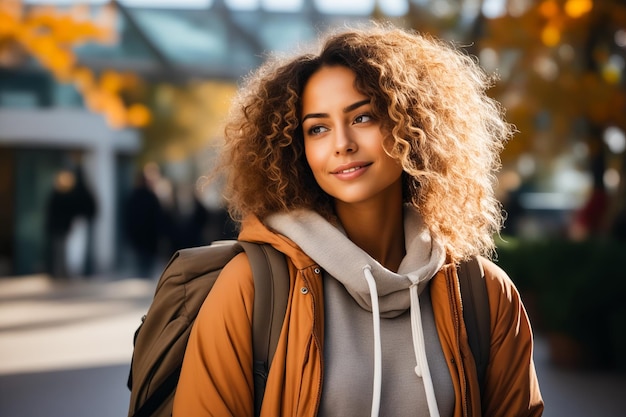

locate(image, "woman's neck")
(335, 201), (405, 272)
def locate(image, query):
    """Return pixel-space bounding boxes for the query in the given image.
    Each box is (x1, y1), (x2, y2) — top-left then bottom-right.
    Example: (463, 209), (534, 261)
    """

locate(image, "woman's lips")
(331, 162), (372, 179)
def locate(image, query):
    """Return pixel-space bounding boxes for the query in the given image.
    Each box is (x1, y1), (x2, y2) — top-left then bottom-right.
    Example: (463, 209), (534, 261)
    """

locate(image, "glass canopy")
(72, 1), (372, 81)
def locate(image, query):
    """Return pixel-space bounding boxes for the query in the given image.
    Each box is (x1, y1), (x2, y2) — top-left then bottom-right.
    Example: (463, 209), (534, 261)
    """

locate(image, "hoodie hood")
(264, 206), (446, 417)
(264, 206), (445, 318)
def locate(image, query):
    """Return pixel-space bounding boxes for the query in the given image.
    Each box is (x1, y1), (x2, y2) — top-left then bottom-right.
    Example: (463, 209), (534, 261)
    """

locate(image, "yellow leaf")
(564, 0), (593, 18)
(127, 104), (152, 128)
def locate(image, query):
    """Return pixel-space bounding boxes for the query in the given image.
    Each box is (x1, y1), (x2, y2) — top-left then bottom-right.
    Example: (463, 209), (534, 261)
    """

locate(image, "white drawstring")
(363, 265), (440, 417)
(363, 265), (382, 417)
(410, 283), (440, 417)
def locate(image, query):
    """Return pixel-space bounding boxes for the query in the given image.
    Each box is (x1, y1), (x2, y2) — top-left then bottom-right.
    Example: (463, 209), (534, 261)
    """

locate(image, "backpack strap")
(131, 364), (179, 417)
(458, 256), (490, 397)
(240, 242), (290, 417)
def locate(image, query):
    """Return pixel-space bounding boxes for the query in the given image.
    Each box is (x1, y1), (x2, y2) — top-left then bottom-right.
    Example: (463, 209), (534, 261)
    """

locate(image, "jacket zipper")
(446, 267), (470, 417)
(298, 270), (324, 417)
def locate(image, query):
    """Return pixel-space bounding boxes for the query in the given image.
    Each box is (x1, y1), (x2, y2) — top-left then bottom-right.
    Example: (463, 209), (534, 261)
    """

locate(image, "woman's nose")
(334, 127), (357, 155)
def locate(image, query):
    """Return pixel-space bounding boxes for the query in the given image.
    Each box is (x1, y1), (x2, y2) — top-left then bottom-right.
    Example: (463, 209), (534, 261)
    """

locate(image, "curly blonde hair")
(214, 23), (513, 261)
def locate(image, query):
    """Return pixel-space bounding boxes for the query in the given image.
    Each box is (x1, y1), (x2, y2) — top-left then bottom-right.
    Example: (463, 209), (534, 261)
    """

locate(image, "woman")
(173, 23), (543, 417)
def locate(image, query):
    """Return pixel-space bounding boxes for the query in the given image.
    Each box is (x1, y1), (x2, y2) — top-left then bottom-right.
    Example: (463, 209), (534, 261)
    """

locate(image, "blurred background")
(0, 0), (625, 416)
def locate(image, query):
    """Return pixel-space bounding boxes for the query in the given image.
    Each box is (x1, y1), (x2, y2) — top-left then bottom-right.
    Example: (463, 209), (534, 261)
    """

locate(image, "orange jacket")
(173, 216), (543, 416)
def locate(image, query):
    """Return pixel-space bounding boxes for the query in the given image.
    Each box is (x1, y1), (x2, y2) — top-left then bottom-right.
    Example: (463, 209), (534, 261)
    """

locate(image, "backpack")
(458, 257), (491, 397)
(126, 240), (290, 417)
(126, 241), (490, 417)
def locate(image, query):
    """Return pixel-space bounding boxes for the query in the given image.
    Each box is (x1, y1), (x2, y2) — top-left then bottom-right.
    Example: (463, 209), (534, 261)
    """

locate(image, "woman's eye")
(354, 114), (372, 124)
(309, 125), (328, 135)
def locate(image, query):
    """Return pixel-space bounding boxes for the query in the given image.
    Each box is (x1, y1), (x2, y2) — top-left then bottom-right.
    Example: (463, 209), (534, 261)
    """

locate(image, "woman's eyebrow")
(301, 112), (327, 123)
(343, 99), (370, 113)
(301, 99), (371, 123)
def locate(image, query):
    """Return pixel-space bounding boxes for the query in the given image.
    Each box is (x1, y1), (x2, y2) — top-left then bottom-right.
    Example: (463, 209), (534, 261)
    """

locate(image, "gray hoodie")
(265, 206), (455, 417)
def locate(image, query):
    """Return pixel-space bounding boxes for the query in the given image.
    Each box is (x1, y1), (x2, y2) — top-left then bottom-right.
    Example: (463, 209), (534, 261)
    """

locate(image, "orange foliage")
(0, 0), (150, 129)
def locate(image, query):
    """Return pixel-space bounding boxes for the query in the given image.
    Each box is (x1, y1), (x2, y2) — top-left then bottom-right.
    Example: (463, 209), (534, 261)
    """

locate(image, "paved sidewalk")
(533, 336), (626, 416)
(1, 274), (626, 417)
(0, 274), (155, 417)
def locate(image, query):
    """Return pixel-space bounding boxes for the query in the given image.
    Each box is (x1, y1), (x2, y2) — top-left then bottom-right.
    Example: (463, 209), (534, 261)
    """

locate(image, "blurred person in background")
(173, 23), (543, 417)
(45, 163), (97, 280)
(45, 169), (76, 279)
(167, 183), (209, 252)
(205, 204), (238, 242)
(569, 155), (609, 241)
(125, 169), (163, 279)
(66, 165), (97, 277)
(45, 166), (97, 280)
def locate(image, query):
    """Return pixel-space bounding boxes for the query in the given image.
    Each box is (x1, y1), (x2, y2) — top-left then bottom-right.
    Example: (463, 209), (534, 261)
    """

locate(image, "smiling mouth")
(332, 163), (372, 174)
(338, 166), (363, 174)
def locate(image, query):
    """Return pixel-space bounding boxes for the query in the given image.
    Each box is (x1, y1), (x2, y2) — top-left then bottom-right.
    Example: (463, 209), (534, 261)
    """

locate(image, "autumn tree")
(481, 0), (625, 236)
(388, 0), (625, 237)
(0, 0), (151, 129)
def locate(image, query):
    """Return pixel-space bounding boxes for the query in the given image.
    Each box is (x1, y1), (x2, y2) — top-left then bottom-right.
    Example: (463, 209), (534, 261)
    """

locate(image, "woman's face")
(301, 65), (403, 208)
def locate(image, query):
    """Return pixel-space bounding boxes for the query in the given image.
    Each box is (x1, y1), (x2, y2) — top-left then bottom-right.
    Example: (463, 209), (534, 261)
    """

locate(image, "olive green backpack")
(126, 241), (289, 417)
